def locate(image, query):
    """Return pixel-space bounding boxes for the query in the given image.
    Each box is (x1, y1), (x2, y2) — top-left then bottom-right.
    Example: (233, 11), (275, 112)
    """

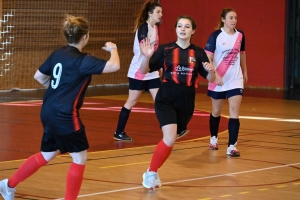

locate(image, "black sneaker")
(177, 130), (189, 139)
(113, 132), (133, 141)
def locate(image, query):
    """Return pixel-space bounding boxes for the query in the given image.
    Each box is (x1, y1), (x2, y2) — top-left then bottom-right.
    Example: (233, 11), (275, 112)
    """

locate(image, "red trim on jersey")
(72, 79), (89, 131)
(172, 48), (179, 84)
(162, 60), (167, 82)
(188, 49), (195, 87)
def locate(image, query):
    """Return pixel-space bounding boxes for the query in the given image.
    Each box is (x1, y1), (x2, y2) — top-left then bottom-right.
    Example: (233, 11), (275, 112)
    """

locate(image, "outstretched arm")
(102, 42), (120, 73)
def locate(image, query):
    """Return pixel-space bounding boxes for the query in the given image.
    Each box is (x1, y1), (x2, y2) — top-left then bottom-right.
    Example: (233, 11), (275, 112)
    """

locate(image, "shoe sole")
(227, 153), (240, 157)
(113, 137), (133, 141)
(177, 130), (190, 139)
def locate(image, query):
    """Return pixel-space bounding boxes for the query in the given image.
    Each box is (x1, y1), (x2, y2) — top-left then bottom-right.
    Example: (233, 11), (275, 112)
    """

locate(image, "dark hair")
(133, 1), (161, 31)
(63, 14), (89, 44)
(174, 15), (197, 30)
(216, 8), (236, 30)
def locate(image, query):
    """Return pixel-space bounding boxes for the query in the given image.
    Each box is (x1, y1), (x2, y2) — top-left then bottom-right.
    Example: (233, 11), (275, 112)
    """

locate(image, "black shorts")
(208, 88), (244, 99)
(40, 128), (89, 154)
(155, 83), (195, 134)
(128, 78), (161, 91)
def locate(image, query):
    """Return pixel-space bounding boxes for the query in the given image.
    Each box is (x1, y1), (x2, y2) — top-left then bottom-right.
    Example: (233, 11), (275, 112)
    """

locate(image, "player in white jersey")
(204, 8), (248, 157)
(113, 1), (162, 141)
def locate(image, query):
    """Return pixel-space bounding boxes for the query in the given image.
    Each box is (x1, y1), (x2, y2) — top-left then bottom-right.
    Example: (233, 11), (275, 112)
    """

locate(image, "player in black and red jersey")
(0, 14), (120, 200)
(139, 15), (216, 190)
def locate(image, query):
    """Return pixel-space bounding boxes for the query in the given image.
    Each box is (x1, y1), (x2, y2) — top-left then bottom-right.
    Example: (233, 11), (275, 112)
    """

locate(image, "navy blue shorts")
(208, 88), (244, 99)
(40, 128), (89, 154)
(129, 78), (161, 91)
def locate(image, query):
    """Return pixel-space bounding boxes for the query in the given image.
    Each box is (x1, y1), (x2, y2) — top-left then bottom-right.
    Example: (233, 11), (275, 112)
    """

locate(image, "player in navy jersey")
(204, 8), (248, 157)
(0, 14), (120, 200)
(138, 15), (216, 190)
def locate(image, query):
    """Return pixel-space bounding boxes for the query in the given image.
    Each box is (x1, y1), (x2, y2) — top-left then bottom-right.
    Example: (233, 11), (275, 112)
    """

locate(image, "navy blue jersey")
(39, 45), (107, 135)
(149, 42), (209, 88)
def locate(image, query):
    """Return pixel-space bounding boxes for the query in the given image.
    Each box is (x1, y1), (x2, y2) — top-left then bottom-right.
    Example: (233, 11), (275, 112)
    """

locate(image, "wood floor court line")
(52, 162), (300, 199)
(1, 92), (300, 199)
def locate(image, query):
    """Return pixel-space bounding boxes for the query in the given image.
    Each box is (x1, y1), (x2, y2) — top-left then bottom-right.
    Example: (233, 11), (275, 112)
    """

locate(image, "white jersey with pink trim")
(127, 22), (159, 80)
(204, 28), (245, 91)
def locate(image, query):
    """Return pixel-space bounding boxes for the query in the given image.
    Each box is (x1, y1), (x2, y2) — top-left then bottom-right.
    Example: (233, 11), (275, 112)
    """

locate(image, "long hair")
(215, 8), (236, 30)
(133, 1), (161, 32)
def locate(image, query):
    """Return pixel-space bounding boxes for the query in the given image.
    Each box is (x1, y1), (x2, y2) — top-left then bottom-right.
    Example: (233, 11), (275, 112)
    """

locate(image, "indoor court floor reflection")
(0, 85), (300, 199)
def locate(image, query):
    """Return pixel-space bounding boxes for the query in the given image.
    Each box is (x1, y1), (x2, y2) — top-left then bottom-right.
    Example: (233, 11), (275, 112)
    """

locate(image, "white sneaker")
(209, 136), (218, 150)
(0, 179), (15, 200)
(154, 173), (161, 188)
(142, 170), (161, 190)
(227, 142), (240, 157)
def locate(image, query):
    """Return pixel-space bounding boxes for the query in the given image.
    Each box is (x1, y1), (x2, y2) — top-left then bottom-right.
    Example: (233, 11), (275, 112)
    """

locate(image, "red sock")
(64, 162), (85, 200)
(8, 152), (48, 188)
(149, 140), (173, 172)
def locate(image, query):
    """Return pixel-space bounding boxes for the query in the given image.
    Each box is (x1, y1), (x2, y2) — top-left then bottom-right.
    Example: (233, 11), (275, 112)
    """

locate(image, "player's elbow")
(103, 63), (120, 73)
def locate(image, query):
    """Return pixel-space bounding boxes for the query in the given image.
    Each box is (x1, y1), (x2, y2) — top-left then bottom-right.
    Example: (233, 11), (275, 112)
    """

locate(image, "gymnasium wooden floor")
(0, 86), (300, 200)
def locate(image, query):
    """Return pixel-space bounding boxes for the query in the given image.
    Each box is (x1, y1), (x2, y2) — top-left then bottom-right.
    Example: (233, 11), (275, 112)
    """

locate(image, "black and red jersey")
(149, 42), (209, 88)
(38, 45), (107, 135)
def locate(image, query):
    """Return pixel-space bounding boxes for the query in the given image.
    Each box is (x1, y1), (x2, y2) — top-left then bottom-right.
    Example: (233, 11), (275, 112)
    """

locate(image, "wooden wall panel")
(0, 0), (143, 90)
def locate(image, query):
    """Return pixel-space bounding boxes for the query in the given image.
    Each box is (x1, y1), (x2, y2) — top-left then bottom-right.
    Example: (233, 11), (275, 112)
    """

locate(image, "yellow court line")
(100, 161), (149, 169)
(220, 194), (232, 197)
(258, 188), (268, 191)
(198, 198), (212, 200)
(239, 191), (250, 194)
(276, 185), (287, 188)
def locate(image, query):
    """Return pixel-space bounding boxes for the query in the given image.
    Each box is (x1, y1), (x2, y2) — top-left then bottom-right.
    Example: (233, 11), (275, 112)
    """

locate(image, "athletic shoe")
(209, 136), (218, 150)
(177, 130), (189, 139)
(0, 179), (15, 200)
(155, 173), (161, 188)
(113, 132), (133, 141)
(227, 143), (240, 157)
(142, 170), (161, 190)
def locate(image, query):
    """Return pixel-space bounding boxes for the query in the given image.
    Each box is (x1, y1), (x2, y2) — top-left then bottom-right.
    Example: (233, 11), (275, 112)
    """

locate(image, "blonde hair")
(63, 14), (89, 44)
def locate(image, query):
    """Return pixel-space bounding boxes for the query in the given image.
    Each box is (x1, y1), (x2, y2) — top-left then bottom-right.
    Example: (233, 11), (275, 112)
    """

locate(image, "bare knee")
(70, 150), (87, 165)
(41, 151), (58, 162)
(124, 99), (138, 109)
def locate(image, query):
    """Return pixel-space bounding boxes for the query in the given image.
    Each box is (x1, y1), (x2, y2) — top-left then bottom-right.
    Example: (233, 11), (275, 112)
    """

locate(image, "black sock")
(228, 118), (240, 146)
(210, 113), (220, 137)
(116, 106), (131, 134)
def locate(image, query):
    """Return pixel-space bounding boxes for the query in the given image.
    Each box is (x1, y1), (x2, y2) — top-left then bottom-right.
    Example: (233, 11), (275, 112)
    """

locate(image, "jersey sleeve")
(239, 30), (246, 51)
(197, 48), (209, 79)
(149, 45), (164, 72)
(38, 52), (54, 76)
(204, 32), (217, 55)
(80, 54), (107, 75)
(137, 23), (148, 43)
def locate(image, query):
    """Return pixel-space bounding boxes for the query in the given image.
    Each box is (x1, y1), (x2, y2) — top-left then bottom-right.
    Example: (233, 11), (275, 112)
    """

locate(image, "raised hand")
(140, 38), (154, 58)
